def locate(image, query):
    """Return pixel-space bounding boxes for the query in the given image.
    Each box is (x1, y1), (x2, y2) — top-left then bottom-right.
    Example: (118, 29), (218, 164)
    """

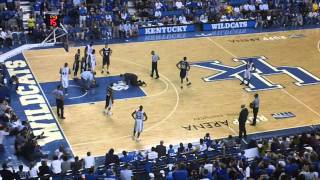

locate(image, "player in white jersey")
(240, 60), (256, 86)
(86, 42), (93, 55)
(85, 42), (93, 69)
(60, 63), (71, 94)
(89, 49), (97, 73)
(131, 105), (148, 141)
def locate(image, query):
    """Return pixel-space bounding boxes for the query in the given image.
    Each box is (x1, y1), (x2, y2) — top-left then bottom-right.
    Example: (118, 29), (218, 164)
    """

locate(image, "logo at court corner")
(111, 81), (129, 91)
(191, 56), (320, 92)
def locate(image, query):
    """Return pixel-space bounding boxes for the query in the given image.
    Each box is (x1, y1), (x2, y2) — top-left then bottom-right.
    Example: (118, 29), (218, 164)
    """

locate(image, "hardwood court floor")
(24, 28), (320, 157)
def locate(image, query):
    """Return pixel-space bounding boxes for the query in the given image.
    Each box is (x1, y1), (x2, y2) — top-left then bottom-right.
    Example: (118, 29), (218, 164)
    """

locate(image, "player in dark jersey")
(73, 49), (81, 77)
(104, 84), (114, 116)
(99, 44), (112, 74)
(80, 56), (86, 73)
(176, 57), (191, 89)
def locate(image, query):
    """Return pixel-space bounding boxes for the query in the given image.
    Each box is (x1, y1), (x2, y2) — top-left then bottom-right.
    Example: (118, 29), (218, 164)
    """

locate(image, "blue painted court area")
(40, 75), (146, 106)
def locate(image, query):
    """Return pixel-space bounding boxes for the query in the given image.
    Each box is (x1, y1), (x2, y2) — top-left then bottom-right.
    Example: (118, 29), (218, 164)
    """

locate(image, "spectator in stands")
(27, 15), (36, 35)
(0, 28), (6, 48)
(15, 165), (28, 180)
(168, 144), (176, 156)
(0, 163), (14, 180)
(82, 167), (97, 180)
(0, 125), (9, 152)
(120, 151), (134, 163)
(147, 147), (159, 160)
(104, 148), (119, 167)
(175, 0), (184, 9)
(155, 9), (162, 19)
(123, 21), (132, 38)
(173, 163), (188, 179)
(178, 14), (188, 24)
(84, 151), (95, 170)
(223, 135), (236, 148)
(79, 4), (87, 28)
(177, 142), (185, 155)
(155, 0), (163, 10)
(270, 137), (281, 153)
(38, 160), (51, 180)
(198, 138), (207, 152)
(51, 155), (62, 175)
(120, 164), (133, 180)
(28, 162), (38, 179)
(71, 156), (82, 173)
(61, 155), (71, 173)
(156, 140), (167, 157)
(186, 143), (195, 153)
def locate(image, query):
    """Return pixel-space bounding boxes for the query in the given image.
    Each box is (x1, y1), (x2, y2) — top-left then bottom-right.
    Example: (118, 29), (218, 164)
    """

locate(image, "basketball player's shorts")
(61, 78), (69, 88)
(180, 69), (187, 79)
(103, 57), (110, 66)
(106, 98), (112, 109)
(91, 61), (96, 71)
(134, 119), (143, 133)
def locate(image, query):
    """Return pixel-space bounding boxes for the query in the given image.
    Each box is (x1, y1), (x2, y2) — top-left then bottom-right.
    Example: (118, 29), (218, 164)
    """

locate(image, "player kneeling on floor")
(120, 73), (146, 87)
(80, 70), (96, 90)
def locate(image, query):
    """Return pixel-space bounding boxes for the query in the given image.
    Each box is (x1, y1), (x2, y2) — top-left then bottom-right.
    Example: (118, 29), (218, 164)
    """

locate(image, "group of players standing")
(59, 42), (112, 94)
(55, 43), (113, 119)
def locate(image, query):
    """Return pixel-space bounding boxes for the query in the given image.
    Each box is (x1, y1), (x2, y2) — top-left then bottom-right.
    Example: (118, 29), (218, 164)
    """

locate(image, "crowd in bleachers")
(1, 0), (320, 46)
(0, 130), (320, 179)
(0, 64), (49, 165)
(135, 0), (320, 28)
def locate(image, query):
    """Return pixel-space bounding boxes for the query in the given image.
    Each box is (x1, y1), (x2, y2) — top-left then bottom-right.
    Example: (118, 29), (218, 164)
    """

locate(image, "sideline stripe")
(22, 51), (75, 155)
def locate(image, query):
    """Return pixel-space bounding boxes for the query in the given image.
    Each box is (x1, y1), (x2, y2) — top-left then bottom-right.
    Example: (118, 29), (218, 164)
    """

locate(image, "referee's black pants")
(239, 122), (246, 139)
(252, 107), (259, 125)
(151, 62), (159, 78)
(56, 99), (64, 118)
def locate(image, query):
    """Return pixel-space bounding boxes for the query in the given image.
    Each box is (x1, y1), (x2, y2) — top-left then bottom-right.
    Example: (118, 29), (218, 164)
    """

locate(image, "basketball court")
(21, 28), (320, 157)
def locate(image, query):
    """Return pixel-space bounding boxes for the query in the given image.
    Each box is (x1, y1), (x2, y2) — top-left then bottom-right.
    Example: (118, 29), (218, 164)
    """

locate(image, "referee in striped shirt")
(150, 51), (160, 79)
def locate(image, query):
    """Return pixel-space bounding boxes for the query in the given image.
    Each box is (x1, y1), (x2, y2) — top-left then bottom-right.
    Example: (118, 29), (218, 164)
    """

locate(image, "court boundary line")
(317, 40), (320, 53)
(205, 37), (320, 127)
(22, 51), (75, 155)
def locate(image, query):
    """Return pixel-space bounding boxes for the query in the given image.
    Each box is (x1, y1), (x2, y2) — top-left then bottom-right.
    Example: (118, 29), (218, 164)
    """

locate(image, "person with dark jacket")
(104, 148), (120, 167)
(0, 163), (15, 180)
(38, 160), (51, 180)
(71, 156), (83, 174)
(238, 104), (249, 139)
(251, 93), (259, 126)
(156, 140), (166, 157)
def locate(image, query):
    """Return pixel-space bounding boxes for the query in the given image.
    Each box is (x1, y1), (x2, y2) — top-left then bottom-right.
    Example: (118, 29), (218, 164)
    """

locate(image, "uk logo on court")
(191, 56), (320, 92)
